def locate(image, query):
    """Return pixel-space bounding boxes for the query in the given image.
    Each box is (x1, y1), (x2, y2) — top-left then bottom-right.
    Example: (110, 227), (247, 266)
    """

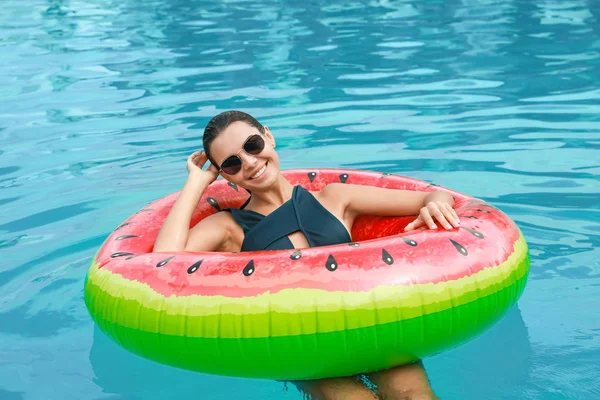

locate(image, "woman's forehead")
(210, 121), (259, 156)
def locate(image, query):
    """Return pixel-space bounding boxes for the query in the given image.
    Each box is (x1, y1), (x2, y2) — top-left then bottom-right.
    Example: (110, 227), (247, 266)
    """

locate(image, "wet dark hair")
(202, 110), (264, 167)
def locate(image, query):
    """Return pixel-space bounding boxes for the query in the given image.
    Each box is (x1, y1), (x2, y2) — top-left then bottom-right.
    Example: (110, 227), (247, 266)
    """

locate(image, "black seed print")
(463, 216), (478, 219)
(462, 227), (484, 239)
(243, 260), (255, 276)
(187, 259), (203, 274)
(308, 172), (317, 183)
(156, 256), (175, 268)
(382, 249), (394, 265)
(325, 255), (338, 271)
(290, 250), (302, 260)
(450, 239), (468, 256)
(402, 237), (418, 246)
(114, 222), (133, 231)
(207, 197), (221, 211)
(348, 242), (360, 247)
(381, 172), (392, 177)
(115, 235), (138, 241)
(111, 252), (135, 258)
(339, 174), (348, 184)
(475, 209), (491, 214)
(227, 182), (239, 192)
(427, 183), (440, 188)
(126, 255), (136, 260)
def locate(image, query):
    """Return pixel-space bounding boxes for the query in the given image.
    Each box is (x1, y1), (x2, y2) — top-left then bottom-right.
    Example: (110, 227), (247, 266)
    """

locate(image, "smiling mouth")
(250, 162), (267, 179)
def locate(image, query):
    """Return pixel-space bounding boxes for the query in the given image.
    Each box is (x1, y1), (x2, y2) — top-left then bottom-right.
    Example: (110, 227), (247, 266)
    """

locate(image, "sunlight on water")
(1, 0), (599, 399)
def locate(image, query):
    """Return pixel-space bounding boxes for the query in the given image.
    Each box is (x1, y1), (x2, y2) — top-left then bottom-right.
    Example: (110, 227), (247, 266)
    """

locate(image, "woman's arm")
(153, 151), (225, 252)
(324, 183), (460, 232)
(153, 175), (210, 252)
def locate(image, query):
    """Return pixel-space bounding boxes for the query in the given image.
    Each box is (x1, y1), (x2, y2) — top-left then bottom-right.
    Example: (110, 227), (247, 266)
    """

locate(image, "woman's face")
(209, 121), (279, 190)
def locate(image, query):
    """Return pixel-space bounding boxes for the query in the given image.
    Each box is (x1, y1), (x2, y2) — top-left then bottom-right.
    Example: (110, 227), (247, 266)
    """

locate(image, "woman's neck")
(246, 175), (294, 210)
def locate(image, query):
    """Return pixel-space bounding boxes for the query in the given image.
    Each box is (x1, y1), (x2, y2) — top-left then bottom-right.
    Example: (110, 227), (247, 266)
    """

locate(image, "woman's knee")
(377, 388), (438, 400)
(294, 376), (380, 400)
(370, 362), (437, 400)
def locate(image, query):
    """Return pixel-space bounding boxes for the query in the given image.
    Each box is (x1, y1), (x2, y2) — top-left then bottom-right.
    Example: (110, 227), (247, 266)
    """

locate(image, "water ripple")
(1, 0), (599, 398)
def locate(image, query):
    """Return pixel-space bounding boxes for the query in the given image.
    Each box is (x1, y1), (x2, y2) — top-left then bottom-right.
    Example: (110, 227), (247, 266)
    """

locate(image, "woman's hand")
(404, 201), (460, 232)
(187, 151), (219, 183)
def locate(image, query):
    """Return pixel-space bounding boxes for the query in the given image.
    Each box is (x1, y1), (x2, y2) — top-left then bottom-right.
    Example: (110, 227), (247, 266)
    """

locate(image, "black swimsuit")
(224, 186), (351, 251)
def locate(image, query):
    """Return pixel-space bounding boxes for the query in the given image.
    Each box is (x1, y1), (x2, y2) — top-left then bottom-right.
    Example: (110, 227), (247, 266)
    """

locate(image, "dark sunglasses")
(219, 134), (266, 175)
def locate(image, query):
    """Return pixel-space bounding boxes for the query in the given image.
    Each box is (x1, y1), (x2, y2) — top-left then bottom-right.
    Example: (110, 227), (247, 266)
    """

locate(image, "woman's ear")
(263, 126), (276, 148)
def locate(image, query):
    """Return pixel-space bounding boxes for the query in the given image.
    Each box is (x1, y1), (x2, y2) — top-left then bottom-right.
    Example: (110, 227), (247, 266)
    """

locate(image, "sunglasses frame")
(218, 134), (266, 175)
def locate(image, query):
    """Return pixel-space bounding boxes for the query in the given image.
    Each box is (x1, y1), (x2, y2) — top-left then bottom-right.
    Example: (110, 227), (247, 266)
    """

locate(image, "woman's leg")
(292, 376), (381, 400)
(368, 362), (439, 400)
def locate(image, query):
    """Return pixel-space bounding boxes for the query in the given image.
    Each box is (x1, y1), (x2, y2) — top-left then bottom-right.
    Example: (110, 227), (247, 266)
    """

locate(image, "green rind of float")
(89, 259), (529, 380)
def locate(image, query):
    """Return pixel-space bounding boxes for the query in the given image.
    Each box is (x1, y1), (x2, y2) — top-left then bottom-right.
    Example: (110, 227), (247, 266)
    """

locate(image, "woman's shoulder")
(196, 209), (238, 230)
(314, 182), (346, 198)
(312, 183), (349, 208)
(193, 210), (244, 251)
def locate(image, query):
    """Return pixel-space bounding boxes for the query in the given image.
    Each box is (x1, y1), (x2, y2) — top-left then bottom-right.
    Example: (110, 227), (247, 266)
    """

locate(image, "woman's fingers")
(430, 209), (450, 229)
(441, 203), (460, 228)
(429, 202), (460, 230)
(188, 151), (202, 163)
(404, 217), (424, 232)
(448, 203), (460, 223)
(190, 150), (204, 159)
(405, 202), (460, 232)
(420, 208), (437, 230)
(206, 162), (219, 173)
(186, 151), (210, 175)
(189, 151), (209, 167)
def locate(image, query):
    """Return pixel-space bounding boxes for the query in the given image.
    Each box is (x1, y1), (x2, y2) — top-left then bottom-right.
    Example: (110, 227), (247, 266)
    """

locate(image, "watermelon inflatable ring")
(84, 169), (529, 380)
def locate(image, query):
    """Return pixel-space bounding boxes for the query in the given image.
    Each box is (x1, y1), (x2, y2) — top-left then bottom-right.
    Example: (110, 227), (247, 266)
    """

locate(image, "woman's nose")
(240, 151), (258, 168)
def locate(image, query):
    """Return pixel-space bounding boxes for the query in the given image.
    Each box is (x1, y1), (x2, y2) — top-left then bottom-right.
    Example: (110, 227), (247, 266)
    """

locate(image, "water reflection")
(428, 306), (532, 399)
(1, 0), (599, 398)
(89, 325), (299, 400)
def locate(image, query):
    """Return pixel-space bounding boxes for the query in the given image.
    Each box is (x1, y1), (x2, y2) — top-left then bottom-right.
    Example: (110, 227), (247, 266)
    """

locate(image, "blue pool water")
(1, 0), (599, 399)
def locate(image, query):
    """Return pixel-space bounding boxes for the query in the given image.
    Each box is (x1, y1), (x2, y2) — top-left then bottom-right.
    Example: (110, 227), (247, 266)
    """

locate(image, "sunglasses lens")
(221, 156), (242, 175)
(244, 134), (265, 155)
(220, 135), (265, 175)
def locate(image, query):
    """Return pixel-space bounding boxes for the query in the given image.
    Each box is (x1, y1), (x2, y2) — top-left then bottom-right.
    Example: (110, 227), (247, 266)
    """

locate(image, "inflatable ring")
(84, 169), (530, 380)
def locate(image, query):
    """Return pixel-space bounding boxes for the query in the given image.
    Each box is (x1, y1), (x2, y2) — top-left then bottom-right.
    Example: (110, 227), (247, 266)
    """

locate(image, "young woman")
(154, 110), (458, 400)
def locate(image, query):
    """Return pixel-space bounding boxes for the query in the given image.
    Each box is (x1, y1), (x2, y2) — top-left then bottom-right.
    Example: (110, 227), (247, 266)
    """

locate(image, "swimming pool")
(1, 0), (599, 399)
